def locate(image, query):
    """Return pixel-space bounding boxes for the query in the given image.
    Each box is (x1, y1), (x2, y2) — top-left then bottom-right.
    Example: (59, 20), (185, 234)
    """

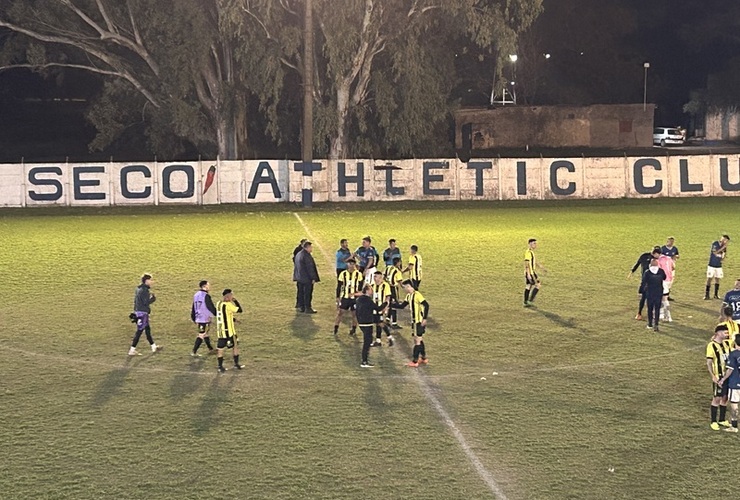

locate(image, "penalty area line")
(293, 212), (509, 500)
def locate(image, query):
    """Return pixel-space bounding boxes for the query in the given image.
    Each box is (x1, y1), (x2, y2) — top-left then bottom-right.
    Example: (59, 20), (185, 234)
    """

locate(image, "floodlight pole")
(301, 0), (314, 207)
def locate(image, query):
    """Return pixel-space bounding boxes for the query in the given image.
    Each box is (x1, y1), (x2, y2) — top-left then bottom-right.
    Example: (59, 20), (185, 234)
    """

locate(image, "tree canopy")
(0, 0), (542, 159)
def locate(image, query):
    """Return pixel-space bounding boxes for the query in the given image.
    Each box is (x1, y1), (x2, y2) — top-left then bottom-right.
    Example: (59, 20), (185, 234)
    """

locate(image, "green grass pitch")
(1, 198), (739, 499)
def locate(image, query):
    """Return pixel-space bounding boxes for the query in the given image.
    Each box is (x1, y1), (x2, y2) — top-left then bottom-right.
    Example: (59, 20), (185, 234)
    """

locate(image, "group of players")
(628, 236), (680, 331)
(126, 234), (740, 430)
(331, 236), (428, 368)
(125, 236), (429, 371)
(127, 274), (245, 373)
(627, 235), (740, 432)
(703, 236), (740, 432)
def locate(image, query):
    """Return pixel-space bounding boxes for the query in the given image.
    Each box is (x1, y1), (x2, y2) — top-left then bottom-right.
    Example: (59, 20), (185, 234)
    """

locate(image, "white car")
(653, 127), (685, 147)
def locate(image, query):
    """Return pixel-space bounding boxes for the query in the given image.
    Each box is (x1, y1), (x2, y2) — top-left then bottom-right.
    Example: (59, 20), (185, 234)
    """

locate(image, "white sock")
(151, 343), (157, 351)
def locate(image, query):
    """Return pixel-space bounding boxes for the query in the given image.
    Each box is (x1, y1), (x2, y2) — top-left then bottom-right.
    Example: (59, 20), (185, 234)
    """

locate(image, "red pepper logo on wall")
(203, 165), (217, 194)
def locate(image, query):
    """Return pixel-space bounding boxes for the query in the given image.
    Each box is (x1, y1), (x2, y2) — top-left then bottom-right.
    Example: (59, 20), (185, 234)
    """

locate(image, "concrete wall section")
(0, 164), (24, 207)
(3, 155), (740, 207)
(454, 104), (655, 149)
(707, 109), (740, 141)
(582, 157), (627, 199)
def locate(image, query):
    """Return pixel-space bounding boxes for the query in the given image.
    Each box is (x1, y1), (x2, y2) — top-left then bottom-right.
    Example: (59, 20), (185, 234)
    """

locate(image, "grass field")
(1, 198), (739, 499)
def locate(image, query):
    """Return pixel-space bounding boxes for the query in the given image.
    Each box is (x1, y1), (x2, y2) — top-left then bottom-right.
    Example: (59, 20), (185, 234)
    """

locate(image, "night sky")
(0, 0), (738, 162)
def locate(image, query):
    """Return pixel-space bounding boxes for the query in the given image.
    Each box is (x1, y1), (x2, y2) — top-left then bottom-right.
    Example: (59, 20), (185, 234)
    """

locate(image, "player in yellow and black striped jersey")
(392, 279), (430, 367)
(720, 305), (740, 349)
(524, 238), (547, 307)
(384, 257), (404, 329)
(370, 271), (394, 347)
(403, 245), (422, 290)
(707, 323), (732, 430)
(215, 288), (244, 373)
(334, 259), (363, 335)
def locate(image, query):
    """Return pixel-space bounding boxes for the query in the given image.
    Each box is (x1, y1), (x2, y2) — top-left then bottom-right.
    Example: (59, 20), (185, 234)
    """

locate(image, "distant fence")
(1, 155), (739, 207)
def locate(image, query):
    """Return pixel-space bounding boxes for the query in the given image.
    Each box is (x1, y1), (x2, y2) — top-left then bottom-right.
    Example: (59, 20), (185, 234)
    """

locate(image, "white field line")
(293, 212), (508, 500)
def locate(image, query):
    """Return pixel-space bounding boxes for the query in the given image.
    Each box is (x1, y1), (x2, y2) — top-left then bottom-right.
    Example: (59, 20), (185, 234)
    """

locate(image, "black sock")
(706, 285), (711, 297)
(391, 310), (397, 323)
(412, 345), (420, 362)
(711, 405), (718, 422)
(218, 356), (224, 368)
(334, 324), (339, 334)
(530, 288), (539, 302)
(234, 355), (240, 366)
(383, 324), (391, 335)
(733, 420), (738, 428)
(193, 337), (203, 353)
(420, 341), (426, 359)
(375, 325), (382, 339)
(524, 289), (530, 303)
(720, 405), (727, 421)
(204, 337), (213, 350)
(714, 283), (720, 297)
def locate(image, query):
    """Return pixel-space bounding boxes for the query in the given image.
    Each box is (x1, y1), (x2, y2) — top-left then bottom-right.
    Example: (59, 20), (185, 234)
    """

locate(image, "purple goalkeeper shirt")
(192, 290), (214, 323)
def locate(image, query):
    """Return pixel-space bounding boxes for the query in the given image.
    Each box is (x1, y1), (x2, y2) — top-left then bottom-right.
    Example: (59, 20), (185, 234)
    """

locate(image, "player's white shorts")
(707, 266), (724, 279)
(364, 267), (377, 285)
(662, 280), (673, 295)
(730, 388), (740, 404)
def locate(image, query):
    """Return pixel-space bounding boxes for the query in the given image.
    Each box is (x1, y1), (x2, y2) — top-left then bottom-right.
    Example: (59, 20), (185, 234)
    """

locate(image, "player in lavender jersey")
(191, 280), (217, 357)
(128, 273), (161, 355)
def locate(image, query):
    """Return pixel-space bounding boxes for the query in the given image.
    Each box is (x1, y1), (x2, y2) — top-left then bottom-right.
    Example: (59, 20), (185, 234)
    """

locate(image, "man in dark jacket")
(292, 238), (307, 309)
(640, 258), (667, 332)
(128, 273), (161, 355)
(296, 241), (320, 313)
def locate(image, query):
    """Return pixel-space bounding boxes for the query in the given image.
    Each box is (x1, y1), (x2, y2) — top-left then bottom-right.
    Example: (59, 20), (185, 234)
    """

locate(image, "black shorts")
(714, 380), (729, 398)
(217, 336), (237, 349)
(339, 298), (356, 311)
(373, 313), (383, 324)
(411, 279), (421, 290)
(525, 273), (539, 286)
(412, 323), (426, 337)
(197, 323), (210, 335)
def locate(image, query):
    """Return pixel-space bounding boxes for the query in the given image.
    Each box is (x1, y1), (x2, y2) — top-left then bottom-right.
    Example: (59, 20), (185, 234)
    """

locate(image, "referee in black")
(356, 285), (384, 368)
(628, 246), (661, 321)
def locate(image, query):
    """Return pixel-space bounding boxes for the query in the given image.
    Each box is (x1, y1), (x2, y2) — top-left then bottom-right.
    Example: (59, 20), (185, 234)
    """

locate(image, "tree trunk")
(213, 101), (249, 160)
(330, 83), (350, 160)
(215, 114), (231, 159)
(234, 98), (249, 159)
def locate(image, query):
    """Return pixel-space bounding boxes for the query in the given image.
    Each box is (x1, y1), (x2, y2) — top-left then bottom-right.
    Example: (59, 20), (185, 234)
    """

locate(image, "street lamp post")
(509, 54), (517, 105)
(643, 62), (650, 112)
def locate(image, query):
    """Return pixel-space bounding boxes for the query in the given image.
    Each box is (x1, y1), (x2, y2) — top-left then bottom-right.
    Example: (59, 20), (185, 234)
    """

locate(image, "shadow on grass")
(90, 357), (134, 408)
(675, 301), (722, 317)
(657, 322), (714, 348)
(289, 310), (320, 341)
(191, 374), (235, 436)
(424, 317), (442, 331)
(531, 307), (580, 330)
(334, 325), (407, 423)
(169, 361), (207, 402)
